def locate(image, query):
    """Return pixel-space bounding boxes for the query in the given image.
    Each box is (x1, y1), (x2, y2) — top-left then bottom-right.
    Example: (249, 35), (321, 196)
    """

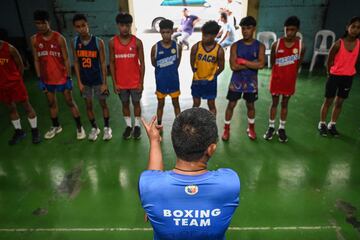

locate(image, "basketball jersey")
(74, 35), (102, 86)
(155, 40), (180, 93)
(330, 39), (359, 76)
(139, 168), (240, 240)
(113, 35), (140, 89)
(35, 31), (67, 85)
(230, 39), (260, 93)
(0, 41), (22, 88)
(270, 37), (302, 95)
(193, 42), (220, 81)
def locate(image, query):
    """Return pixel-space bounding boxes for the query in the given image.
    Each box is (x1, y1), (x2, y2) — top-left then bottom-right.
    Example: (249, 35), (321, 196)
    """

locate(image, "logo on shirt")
(158, 51), (164, 55)
(185, 185), (198, 195)
(277, 49), (284, 53)
(171, 48), (176, 54)
(293, 48), (298, 54)
(39, 43), (44, 49)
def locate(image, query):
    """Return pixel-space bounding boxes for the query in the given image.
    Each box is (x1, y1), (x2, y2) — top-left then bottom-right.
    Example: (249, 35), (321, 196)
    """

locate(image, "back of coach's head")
(171, 108), (218, 162)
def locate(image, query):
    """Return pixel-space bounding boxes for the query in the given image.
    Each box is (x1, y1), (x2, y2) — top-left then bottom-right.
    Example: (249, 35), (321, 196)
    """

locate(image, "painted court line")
(0, 226), (340, 232)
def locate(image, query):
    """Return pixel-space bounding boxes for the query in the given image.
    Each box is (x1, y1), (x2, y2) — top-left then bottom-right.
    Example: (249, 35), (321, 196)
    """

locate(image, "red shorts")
(0, 81), (29, 105)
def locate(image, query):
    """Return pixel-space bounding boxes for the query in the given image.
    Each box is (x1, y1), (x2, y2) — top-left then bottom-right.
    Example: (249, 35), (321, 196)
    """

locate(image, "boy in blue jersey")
(71, 14), (112, 141)
(222, 16), (265, 141)
(140, 108), (240, 240)
(150, 19), (182, 128)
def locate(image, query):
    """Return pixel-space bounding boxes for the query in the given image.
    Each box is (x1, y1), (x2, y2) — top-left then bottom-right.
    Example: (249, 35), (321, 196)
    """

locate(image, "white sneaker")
(103, 127), (112, 141)
(88, 128), (100, 141)
(44, 126), (62, 139)
(77, 127), (86, 140)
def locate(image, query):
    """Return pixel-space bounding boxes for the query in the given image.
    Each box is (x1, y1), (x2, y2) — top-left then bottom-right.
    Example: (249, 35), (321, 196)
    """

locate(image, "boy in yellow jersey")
(190, 21), (225, 115)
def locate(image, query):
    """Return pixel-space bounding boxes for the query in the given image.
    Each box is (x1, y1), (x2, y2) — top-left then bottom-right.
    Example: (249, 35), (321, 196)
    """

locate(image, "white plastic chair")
(309, 30), (336, 72)
(257, 31), (277, 68)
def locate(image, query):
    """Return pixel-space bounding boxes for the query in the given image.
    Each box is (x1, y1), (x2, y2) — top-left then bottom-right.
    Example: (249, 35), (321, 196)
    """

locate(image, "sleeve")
(138, 170), (164, 202)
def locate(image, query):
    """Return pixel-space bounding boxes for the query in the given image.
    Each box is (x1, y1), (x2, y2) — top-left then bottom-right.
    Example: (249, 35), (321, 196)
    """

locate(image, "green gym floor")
(0, 63), (360, 239)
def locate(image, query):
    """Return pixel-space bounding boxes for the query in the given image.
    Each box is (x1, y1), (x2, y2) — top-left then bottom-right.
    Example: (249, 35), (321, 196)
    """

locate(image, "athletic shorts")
(39, 78), (73, 93)
(156, 90), (180, 99)
(325, 74), (353, 99)
(226, 89), (258, 103)
(0, 81), (28, 105)
(82, 85), (107, 100)
(191, 80), (217, 100)
(119, 89), (142, 103)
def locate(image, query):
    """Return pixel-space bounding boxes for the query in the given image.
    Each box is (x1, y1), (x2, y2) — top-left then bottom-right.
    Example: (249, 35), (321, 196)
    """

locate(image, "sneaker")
(222, 124), (230, 141)
(31, 128), (41, 144)
(103, 127), (113, 141)
(77, 127), (86, 140)
(263, 127), (275, 140)
(277, 128), (288, 143)
(328, 124), (340, 137)
(8, 129), (26, 145)
(318, 123), (328, 137)
(247, 124), (256, 140)
(44, 126), (62, 139)
(133, 126), (142, 140)
(88, 128), (100, 141)
(123, 126), (133, 140)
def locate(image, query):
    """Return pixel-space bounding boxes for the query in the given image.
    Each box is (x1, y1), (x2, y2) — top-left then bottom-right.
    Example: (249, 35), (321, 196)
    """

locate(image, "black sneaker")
(133, 126), (141, 140)
(318, 123), (328, 137)
(263, 127), (275, 140)
(122, 126), (133, 140)
(31, 128), (41, 144)
(277, 128), (288, 143)
(328, 124), (340, 137)
(8, 129), (26, 145)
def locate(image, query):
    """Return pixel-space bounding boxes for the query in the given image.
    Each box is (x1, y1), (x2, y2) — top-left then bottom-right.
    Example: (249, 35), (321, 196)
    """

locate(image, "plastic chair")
(309, 30), (336, 72)
(257, 31), (277, 68)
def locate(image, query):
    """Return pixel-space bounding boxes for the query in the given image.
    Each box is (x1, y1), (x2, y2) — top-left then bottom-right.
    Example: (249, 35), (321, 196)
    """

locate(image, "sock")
(318, 121), (326, 128)
(51, 117), (60, 127)
(157, 119), (162, 126)
(124, 116), (131, 127)
(328, 121), (336, 128)
(11, 119), (22, 130)
(224, 120), (231, 125)
(135, 117), (141, 127)
(104, 117), (110, 128)
(74, 117), (82, 130)
(279, 120), (286, 129)
(248, 118), (255, 125)
(28, 117), (37, 129)
(269, 119), (275, 128)
(90, 119), (97, 129)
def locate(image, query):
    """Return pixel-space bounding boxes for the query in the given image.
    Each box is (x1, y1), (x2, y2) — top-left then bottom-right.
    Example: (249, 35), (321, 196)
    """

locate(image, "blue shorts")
(191, 79), (217, 100)
(39, 78), (73, 93)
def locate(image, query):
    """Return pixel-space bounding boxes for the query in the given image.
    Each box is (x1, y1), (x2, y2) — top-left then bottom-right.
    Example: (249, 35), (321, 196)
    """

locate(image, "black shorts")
(226, 89), (258, 103)
(325, 74), (353, 99)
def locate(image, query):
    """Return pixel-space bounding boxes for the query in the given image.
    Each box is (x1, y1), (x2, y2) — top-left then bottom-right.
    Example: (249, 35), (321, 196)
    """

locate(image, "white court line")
(0, 226), (340, 232)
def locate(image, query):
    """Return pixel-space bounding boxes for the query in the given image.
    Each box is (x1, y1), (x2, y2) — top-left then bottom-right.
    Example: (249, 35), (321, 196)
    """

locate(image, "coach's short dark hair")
(159, 19), (174, 30)
(201, 20), (220, 35)
(33, 10), (50, 21)
(116, 12), (133, 24)
(220, 12), (227, 21)
(284, 16), (300, 28)
(240, 16), (256, 27)
(171, 108), (218, 162)
(72, 14), (87, 25)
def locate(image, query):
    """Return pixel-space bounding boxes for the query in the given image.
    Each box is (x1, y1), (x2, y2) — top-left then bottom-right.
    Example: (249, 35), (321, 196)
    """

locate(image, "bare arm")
(31, 35), (41, 78)
(137, 38), (145, 91)
(215, 46), (225, 76)
(270, 41), (277, 67)
(327, 40), (340, 74)
(109, 38), (117, 94)
(98, 39), (107, 86)
(142, 116), (163, 171)
(71, 40), (83, 92)
(298, 41), (306, 70)
(190, 43), (197, 72)
(177, 44), (182, 68)
(230, 43), (247, 71)
(59, 35), (71, 77)
(192, 17), (200, 27)
(150, 44), (156, 67)
(9, 44), (24, 76)
(243, 42), (265, 70)
(219, 31), (229, 44)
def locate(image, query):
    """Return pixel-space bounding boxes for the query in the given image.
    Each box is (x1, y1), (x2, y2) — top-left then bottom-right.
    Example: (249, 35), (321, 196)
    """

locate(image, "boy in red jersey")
(0, 40), (41, 145)
(31, 10), (85, 140)
(109, 12), (145, 140)
(263, 16), (305, 143)
(318, 16), (360, 137)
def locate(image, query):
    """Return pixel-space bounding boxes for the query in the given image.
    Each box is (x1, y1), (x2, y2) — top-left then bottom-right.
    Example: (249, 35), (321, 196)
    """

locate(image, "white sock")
(12, 119), (22, 129)
(124, 116), (132, 127)
(248, 118), (255, 124)
(134, 117), (141, 127)
(328, 121), (336, 128)
(28, 117), (37, 128)
(269, 119), (275, 128)
(224, 120), (231, 125)
(279, 120), (286, 129)
(318, 121), (326, 128)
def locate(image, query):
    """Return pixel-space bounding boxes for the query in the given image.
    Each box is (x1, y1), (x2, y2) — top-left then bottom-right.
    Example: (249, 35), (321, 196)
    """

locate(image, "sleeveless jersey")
(113, 35), (140, 89)
(0, 41), (22, 88)
(230, 39), (260, 93)
(155, 40), (180, 93)
(330, 39), (359, 76)
(74, 35), (103, 86)
(193, 42), (220, 81)
(270, 37), (302, 95)
(35, 31), (67, 85)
